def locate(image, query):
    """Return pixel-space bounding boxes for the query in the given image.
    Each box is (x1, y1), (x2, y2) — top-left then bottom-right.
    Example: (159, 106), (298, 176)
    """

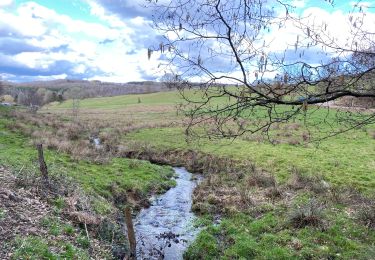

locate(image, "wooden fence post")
(124, 206), (136, 259)
(36, 144), (49, 185)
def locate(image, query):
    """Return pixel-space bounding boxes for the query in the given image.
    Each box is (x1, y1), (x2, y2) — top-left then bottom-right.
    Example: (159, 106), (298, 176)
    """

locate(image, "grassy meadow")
(45, 90), (375, 191)
(1, 88), (374, 259)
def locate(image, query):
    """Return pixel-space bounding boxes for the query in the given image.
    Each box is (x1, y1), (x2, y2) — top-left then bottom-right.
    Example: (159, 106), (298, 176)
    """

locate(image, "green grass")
(11, 214), (92, 259)
(126, 125), (375, 191)
(186, 209), (375, 259)
(0, 110), (175, 207)
(0, 207), (5, 220)
(47, 91), (181, 110)
(40, 216), (77, 237)
(12, 236), (90, 260)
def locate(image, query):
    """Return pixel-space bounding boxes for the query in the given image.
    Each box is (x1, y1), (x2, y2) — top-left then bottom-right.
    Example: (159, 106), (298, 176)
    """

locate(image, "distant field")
(47, 91), (181, 109)
(44, 90), (375, 191)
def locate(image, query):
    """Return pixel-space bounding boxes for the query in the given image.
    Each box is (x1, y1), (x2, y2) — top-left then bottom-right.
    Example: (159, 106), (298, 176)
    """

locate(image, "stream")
(134, 167), (201, 259)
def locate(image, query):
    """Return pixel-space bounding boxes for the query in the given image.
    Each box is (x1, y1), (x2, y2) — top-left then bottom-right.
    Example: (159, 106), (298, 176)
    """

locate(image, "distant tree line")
(0, 79), (174, 106)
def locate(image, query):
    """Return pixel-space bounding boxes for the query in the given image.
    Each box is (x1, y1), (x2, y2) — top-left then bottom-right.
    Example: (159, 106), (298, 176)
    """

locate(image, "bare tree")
(17, 89), (43, 107)
(147, 0), (375, 141)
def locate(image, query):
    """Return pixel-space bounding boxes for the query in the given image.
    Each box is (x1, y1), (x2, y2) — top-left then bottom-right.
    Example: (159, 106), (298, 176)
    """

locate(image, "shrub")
(265, 186), (282, 201)
(246, 171), (276, 188)
(357, 203), (375, 229)
(288, 198), (326, 229)
(288, 167), (327, 193)
(238, 186), (254, 209)
(64, 123), (82, 141)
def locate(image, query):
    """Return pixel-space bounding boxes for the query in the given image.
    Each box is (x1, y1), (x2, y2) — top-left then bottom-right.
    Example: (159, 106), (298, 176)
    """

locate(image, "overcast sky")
(0, 0), (373, 82)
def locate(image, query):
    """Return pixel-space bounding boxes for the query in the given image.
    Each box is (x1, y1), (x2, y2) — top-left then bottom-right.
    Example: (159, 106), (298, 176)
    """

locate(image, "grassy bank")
(126, 126), (375, 191)
(25, 91), (375, 258)
(0, 109), (175, 207)
(0, 106), (177, 258)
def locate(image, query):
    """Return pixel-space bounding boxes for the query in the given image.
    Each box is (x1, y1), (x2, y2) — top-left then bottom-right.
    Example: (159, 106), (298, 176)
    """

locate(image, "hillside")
(1, 79), (174, 107)
(1, 88), (374, 259)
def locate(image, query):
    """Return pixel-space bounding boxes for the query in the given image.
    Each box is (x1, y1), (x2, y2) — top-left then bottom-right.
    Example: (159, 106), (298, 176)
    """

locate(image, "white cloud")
(0, 1), (168, 82)
(0, 0), (13, 7)
(262, 5), (375, 56)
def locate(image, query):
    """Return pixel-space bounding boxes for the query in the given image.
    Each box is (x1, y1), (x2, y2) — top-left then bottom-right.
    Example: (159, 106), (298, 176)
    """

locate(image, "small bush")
(97, 219), (128, 258)
(64, 123), (82, 141)
(265, 186), (282, 201)
(357, 203), (375, 229)
(238, 186), (254, 208)
(246, 171), (276, 188)
(328, 186), (364, 205)
(288, 199), (325, 229)
(288, 168), (327, 193)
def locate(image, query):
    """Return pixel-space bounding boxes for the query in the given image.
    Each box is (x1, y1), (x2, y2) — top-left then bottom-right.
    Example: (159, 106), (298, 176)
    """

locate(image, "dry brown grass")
(287, 167), (328, 193)
(41, 104), (179, 134)
(245, 171), (276, 188)
(357, 201), (375, 229)
(286, 138), (301, 146)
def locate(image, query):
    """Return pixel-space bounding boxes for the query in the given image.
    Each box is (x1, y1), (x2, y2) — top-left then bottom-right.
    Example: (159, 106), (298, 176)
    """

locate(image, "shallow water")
(134, 167), (200, 260)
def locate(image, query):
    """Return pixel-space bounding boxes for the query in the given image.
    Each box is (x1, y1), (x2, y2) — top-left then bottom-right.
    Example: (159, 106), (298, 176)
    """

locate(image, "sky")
(0, 0), (374, 83)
